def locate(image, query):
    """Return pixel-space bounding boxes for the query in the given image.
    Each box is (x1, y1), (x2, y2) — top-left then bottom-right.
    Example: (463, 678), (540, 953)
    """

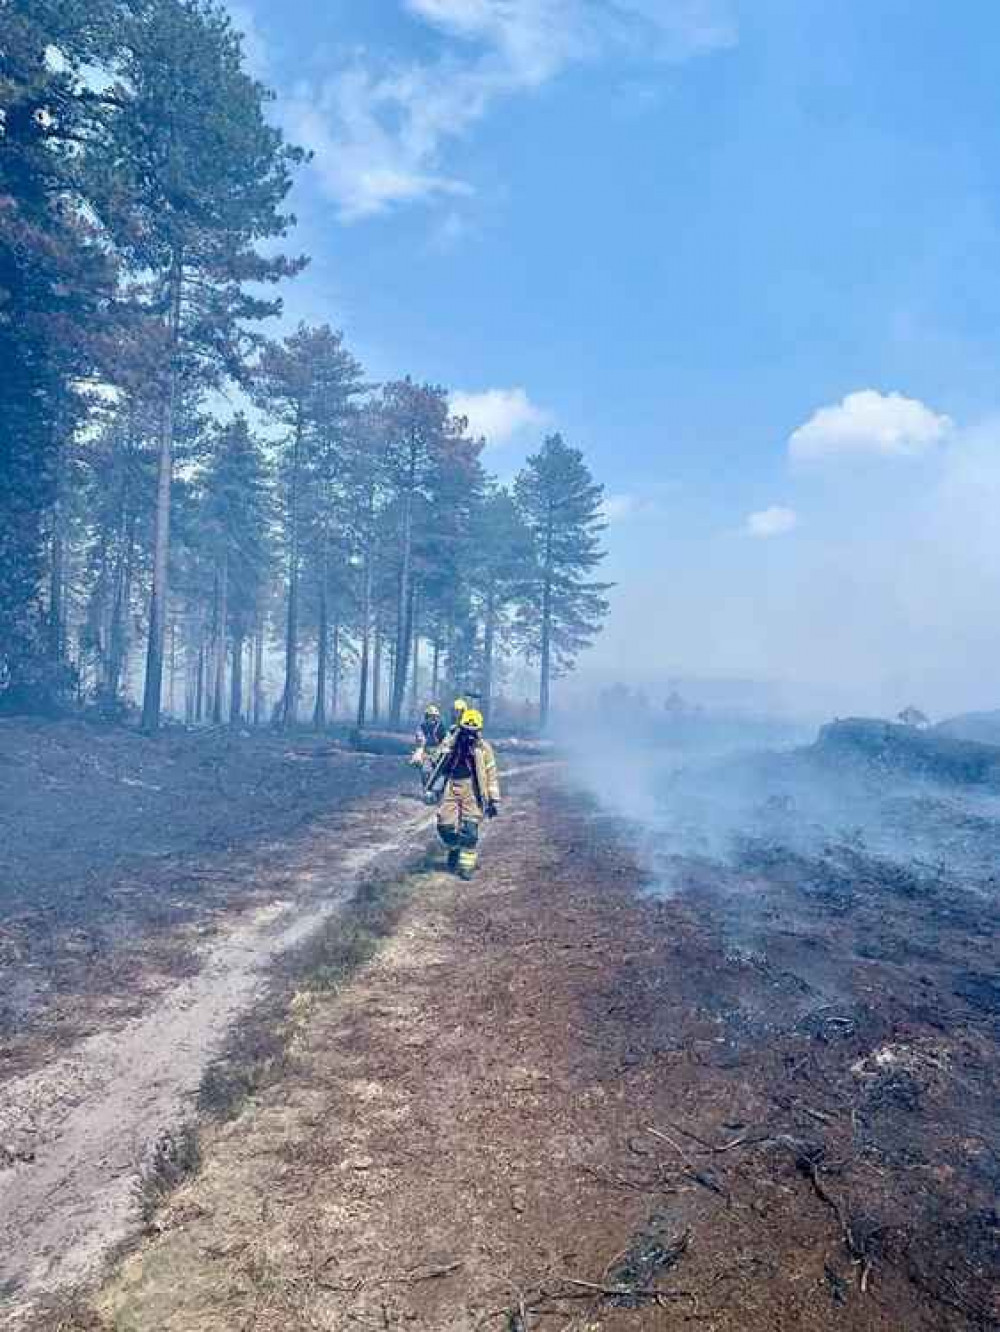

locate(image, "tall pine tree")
(97, 0), (306, 730)
(514, 435), (611, 728)
(0, 0), (122, 706)
(199, 414), (273, 726)
(470, 484), (533, 722)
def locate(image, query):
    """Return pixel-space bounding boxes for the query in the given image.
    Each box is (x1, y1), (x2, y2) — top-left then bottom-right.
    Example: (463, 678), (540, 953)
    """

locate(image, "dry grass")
(134, 1126), (203, 1231)
(197, 855), (431, 1123)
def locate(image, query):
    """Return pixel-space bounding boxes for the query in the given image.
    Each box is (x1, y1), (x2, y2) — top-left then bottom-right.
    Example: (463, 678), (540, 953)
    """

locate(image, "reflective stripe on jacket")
(437, 733), (500, 809)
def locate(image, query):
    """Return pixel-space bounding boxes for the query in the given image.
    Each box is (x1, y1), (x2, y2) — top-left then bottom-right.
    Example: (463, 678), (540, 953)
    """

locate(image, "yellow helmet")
(460, 708), (484, 732)
(424, 704), (441, 718)
(452, 697), (468, 717)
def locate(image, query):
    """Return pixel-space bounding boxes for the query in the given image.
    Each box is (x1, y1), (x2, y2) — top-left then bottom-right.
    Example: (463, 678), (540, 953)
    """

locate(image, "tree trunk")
(332, 621), (341, 720)
(356, 545), (373, 730)
(48, 505), (65, 664)
(230, 630), (244, 727)
(184, 638), (193, 724)
(253, 610), (265, 726)
(356, 631), (370, 730)
(539, 506), (554, 729)
(281, 407), (304, 728)
(244, 638), (254, 720)
(212, 554), (228, 724)
(390, 437), (417, 723)
(168, 619), (177, 718)
(410, 591), (420, 715)
(142, 251), (183, 733)
(483, 584), (496, 724)
(185, 622), (197, 724)
(108, 514), (134, 704)
(432, 636), (440, 698)
(314, 566), (329, 731)
(107, 442), (136, 704)
(195, 640), (205, 722)
(372, 618), (382, 723)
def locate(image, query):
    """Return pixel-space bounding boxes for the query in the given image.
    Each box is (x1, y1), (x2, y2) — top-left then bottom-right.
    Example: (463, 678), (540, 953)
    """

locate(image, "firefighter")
(432, 708), (500, 879)
(410, 704), (447, 786)
(449, 697), (469, 733)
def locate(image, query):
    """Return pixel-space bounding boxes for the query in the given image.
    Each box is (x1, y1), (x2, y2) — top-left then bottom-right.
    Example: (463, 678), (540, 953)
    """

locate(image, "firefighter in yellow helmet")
(410, 704), (446, 786)
(430, 707), (500, 879)
(450, 697), (469, 732)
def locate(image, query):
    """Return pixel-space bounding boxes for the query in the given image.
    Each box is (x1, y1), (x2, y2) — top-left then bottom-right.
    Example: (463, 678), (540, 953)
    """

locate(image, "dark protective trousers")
(436, 777), (483, 874)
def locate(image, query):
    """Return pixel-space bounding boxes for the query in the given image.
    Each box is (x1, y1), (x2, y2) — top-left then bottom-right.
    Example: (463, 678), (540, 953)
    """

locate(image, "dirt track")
(4, 742), (1000, 1330)
(0, 793), (438, 1316)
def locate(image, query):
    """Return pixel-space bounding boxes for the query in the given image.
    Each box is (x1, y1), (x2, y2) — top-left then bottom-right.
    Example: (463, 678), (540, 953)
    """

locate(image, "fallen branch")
(398, 1260), (464, 1284)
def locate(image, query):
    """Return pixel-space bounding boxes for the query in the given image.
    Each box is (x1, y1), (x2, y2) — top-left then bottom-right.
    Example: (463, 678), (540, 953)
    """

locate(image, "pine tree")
(256, 325), (365, 727)
(0, 0), (123, 707)
(297, 332), (367, 729)
(470, 484), (533, 722)
(199, 414), (273, 726)
(514, 434), (612, 727)
(380, 380), (482, 724)
(96, 0), (306, 731)
(79, 397), (158, 713)
(346, 401), (390, 730)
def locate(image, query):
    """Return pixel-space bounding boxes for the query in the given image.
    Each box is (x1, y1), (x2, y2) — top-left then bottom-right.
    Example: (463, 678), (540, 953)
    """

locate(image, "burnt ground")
(0, 719), (404, 1083)
(36, 763), (1000, 1332)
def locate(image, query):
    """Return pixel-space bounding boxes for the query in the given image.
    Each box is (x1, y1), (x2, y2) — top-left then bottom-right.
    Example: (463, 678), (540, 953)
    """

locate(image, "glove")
(486, 799), (499, 820)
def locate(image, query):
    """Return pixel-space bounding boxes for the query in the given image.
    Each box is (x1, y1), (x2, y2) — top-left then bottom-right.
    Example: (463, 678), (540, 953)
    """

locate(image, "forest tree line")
(1, 0), (611, 731)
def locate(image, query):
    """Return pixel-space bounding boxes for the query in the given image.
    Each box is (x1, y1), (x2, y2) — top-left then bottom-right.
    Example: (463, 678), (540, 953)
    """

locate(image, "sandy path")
(0, 793), (437, 1321)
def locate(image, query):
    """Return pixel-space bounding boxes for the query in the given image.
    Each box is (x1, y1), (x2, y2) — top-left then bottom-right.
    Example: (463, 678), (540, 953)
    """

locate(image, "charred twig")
(316, 1276), (366, 1295)
(646, 1125), (700, 1167)
(794, 1145), (881, 1293)
(645, 1127), (731, 1201)
(508, 1288), (529, 1331)
(711, 1131), (775, 1155)
(655, 1117), (716, 1151)
(796, 1146), (847, 1225)
(579, 1163), (667, 1192)
(319, 1261), (464, 1294)
(797, 1104), (836, 1126)
(650, 1118), (774, 1155)
(557, 1275), (695, 1305)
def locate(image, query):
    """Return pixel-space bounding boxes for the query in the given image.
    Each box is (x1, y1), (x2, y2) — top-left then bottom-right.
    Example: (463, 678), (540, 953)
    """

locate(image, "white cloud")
(789, 390), (953, 463)
(287, 67), (475, 222)
(745, 505), (799, 538)
(603, 492), (667, 522)
(289, 0), (736, 221)
(603, 493), (642, 522)
(451, 386), (548, 445)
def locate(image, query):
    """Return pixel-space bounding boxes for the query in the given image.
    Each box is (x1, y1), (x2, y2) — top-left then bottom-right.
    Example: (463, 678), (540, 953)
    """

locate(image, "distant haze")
(574, 408), (1000, 723)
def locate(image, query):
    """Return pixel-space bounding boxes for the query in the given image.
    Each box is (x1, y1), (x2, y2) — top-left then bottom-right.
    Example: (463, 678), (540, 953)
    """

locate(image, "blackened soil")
(76, 772), (1000, 1331)
(0, 719), (404, 1079)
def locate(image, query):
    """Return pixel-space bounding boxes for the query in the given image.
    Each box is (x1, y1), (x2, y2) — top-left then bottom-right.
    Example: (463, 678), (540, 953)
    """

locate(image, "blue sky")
(229, 0), (1000, 715)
